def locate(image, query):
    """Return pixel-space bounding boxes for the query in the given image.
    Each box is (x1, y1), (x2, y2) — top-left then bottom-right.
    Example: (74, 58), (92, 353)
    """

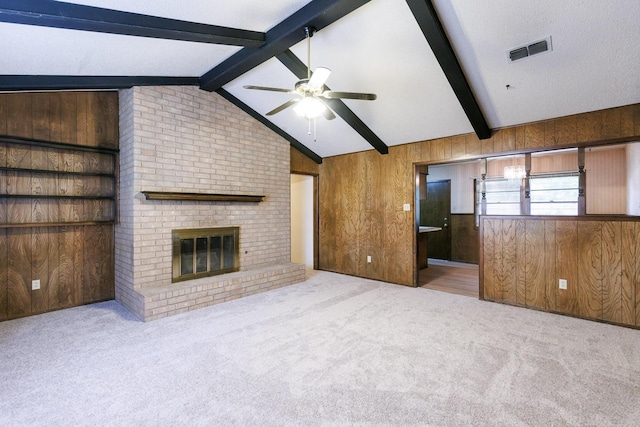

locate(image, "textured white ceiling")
(60, 0), (313, 31)
(224, 0), (476, 157)
(434, 0), (640, 128)
(0, 22), (240, 76)
(1, 0), (639, 158)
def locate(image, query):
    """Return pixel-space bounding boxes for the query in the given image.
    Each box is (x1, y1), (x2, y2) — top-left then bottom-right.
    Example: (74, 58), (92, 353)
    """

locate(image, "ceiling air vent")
(507, 36), (552, 63)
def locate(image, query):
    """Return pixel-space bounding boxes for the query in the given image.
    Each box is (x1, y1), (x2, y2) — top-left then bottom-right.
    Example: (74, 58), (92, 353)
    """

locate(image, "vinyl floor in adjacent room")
(419, 259), (479, 298)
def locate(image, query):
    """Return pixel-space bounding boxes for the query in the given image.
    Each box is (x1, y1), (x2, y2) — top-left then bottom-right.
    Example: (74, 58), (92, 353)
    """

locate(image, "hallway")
(419, 259), (479, 298)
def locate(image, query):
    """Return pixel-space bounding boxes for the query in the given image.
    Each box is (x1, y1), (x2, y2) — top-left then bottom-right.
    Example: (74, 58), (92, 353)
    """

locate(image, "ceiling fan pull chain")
(314, 117), (317, 143)
(307, 118), (311, 135)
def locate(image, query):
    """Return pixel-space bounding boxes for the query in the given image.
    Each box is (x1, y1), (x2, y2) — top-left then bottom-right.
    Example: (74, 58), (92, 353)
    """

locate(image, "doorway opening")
(290, 174), (318, 269)
(419, 259), (479, 297)
(414, 162), (479, 297)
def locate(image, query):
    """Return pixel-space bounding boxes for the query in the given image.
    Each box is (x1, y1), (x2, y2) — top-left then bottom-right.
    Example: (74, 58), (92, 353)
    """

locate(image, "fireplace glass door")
(172, 227), (239, 282)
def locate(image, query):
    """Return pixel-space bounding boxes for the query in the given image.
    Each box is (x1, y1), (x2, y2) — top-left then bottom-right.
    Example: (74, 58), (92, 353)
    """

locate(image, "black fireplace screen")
(172, 227), (239, 282)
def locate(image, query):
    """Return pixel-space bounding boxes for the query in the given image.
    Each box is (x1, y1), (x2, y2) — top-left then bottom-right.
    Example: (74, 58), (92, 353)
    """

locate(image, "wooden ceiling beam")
(406, 0), (492, 139)
(0, 75), (199, 91)
(199, 0), (371, 92)
(0, 0), (265, 47)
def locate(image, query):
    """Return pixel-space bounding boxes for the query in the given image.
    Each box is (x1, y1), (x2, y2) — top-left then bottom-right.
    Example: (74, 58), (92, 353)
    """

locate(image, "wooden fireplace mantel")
(141, 191), (264, 203)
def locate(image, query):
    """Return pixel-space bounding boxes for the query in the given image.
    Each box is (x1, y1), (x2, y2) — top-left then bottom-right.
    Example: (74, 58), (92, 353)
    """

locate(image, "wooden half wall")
(0, 91), (118, 321)
(318, 104), (640, 286)
(481, 216), (640, 328)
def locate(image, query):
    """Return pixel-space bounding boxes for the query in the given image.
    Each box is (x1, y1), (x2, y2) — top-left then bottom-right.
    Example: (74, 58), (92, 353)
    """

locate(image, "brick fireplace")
(115, 86), (305, 321)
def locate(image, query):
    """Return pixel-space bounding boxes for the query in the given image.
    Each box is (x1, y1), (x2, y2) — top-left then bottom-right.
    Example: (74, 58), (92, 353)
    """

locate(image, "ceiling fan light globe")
(293, 97), (326, 119)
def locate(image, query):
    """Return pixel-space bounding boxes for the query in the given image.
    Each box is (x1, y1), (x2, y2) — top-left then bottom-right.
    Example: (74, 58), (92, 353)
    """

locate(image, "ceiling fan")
(243, 27), (377, 121)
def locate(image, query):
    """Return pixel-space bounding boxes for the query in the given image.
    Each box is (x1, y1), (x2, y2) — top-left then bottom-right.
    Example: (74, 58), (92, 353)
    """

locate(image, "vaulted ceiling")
(1, 0), (639, 163)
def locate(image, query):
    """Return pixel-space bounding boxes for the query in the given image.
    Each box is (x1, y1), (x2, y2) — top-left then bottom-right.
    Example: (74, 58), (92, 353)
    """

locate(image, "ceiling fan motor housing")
(295, 78), (324, 95)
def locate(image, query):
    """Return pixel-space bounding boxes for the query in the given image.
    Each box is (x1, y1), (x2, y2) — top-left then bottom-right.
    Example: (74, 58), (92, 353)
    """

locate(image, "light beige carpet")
(1, 270), (639, 426)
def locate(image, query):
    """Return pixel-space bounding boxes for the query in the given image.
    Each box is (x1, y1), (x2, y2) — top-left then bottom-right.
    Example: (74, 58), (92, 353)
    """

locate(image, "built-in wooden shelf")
(0, 166), (114, 178)
(0, 134), (119, 154)
(0, 136), (118, 226)
(0, 220), (115, 229)
(141, 191), (265, 203)
(0, 194), (113, 200)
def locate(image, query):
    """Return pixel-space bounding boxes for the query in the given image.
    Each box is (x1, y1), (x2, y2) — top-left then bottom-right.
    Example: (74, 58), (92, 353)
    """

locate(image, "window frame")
(476, 171), (581, 220)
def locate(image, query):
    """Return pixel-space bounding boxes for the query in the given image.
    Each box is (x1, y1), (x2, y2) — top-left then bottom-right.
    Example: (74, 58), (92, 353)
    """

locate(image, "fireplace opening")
(172, 227), (239, 282)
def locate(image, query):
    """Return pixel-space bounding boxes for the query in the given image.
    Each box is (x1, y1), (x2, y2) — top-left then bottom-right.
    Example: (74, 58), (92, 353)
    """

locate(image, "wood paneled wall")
(531, 150), (577, 173)
(319, 147), (412, 283)
(318, 104), (640, 286)
(0, 226), (114, 320)
(481, 216), (639, 327)
(0, 91), (118, 321)
(290, 147), (319, 175)
(451, 214), (479, 264)
(0, 92), (118, 148)
(586, 146), (627, 214)
(486, 155), (525, 178)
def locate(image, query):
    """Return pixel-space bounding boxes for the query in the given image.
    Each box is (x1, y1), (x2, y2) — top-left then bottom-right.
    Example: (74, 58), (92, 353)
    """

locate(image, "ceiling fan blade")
(244, 85), (294, 94)
(308, 67), (331, 90)
(318, 99), (336, 120)
(266, 98), (300, 116)
(321, 91), (377, 101)
(322, 107), (336, 121)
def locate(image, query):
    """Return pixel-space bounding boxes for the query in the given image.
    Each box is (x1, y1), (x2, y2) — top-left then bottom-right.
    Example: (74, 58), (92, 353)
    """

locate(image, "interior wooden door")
(421, 180), (451, 260)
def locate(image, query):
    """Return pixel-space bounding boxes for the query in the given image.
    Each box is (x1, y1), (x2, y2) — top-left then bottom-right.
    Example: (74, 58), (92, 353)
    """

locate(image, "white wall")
(627, 143), (640, 215)
(427, 161), (479, 213)
(291, 174), (314, 267)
